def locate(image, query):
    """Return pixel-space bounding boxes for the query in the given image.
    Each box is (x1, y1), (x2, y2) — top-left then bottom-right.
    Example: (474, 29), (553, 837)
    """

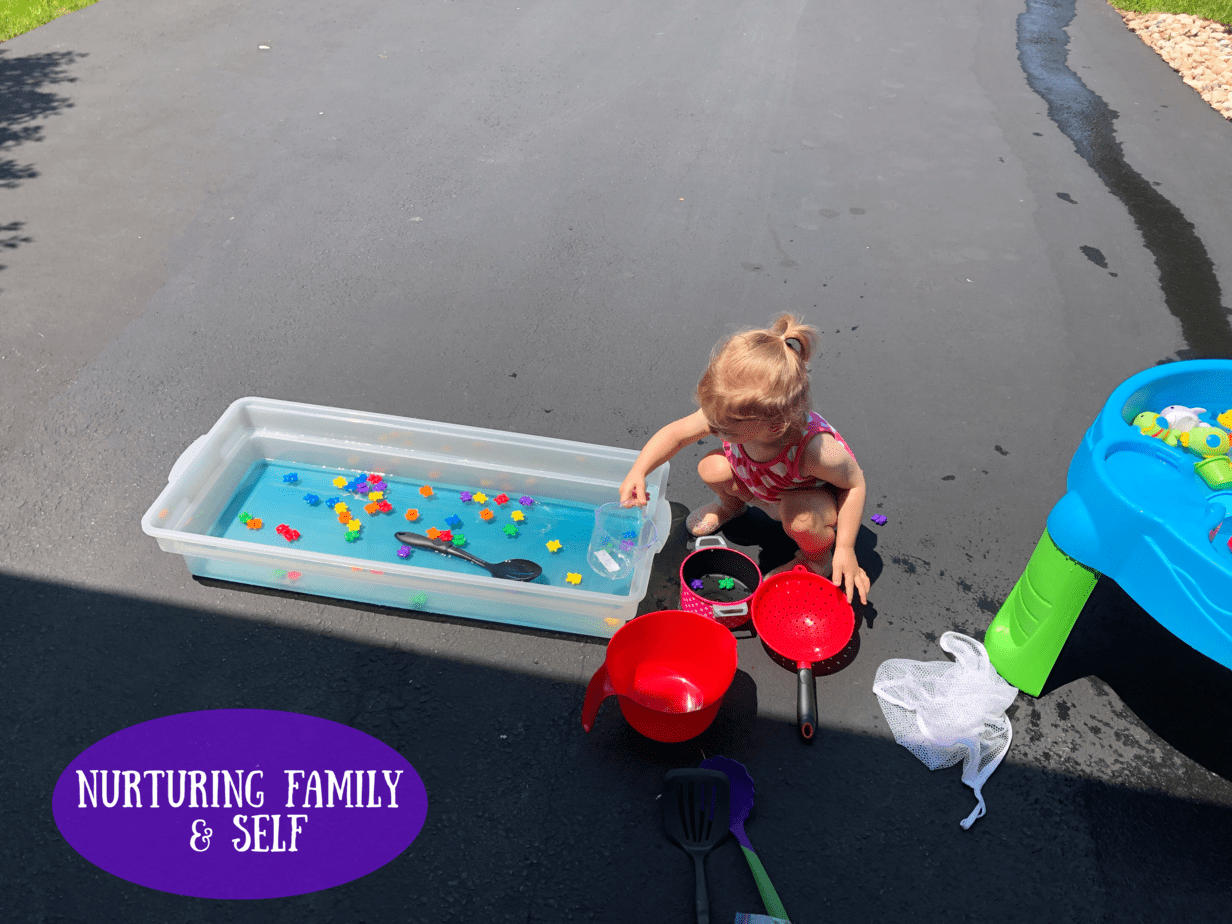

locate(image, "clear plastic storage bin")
(142, 398), (670, 638)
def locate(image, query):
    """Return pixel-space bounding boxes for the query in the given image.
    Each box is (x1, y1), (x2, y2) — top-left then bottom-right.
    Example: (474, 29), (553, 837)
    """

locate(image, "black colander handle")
(797, 665), (816, 739)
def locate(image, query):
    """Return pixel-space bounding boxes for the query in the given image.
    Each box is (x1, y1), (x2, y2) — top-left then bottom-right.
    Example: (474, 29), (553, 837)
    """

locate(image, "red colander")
(580, 609), (738, 742)
(751, 565), (856, 740)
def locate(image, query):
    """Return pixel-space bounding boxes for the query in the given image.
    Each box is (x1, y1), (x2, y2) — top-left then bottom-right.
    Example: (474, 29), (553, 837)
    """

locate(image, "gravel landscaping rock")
(1115, 7), (1232, 119)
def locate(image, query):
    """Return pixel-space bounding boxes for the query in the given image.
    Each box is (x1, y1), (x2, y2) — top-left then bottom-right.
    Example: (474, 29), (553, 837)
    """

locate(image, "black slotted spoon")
(662, 769), (731, 924)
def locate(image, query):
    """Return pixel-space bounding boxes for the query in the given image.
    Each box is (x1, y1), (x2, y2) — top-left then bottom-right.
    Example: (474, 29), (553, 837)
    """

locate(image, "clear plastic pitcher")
(587, 502), (658, 580)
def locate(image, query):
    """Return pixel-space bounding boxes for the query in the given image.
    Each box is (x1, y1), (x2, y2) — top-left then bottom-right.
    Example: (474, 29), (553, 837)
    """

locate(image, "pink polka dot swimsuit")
(722, 412), (856, 504)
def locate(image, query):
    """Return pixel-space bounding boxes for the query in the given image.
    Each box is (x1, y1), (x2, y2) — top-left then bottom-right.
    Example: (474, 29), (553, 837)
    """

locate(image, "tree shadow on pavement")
(0, 47), (84, 273)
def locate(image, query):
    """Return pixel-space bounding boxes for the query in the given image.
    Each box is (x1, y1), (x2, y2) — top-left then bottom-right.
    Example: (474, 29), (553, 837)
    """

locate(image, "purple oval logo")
(52, 709), (428, 899)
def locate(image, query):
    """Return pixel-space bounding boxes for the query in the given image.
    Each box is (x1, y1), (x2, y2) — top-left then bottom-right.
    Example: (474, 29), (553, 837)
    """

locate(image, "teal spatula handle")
(740, 844), (789, 921)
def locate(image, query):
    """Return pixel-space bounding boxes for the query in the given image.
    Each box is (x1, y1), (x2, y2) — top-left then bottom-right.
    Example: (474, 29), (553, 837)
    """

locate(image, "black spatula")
(662, 769), (731, 924)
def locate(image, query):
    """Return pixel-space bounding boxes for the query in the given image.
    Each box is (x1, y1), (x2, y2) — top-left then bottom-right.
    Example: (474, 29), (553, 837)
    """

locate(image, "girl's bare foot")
(765, 547), (834, 579)
(686, 499), (748, 536)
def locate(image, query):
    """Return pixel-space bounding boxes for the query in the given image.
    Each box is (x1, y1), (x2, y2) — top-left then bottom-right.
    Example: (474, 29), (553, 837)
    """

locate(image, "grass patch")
(0, 0), (99, 42)
(1112, 0), (1232, 27)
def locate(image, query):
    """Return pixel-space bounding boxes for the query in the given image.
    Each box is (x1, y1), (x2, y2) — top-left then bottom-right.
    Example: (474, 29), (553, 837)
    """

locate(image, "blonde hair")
(696, 314), (818, 437)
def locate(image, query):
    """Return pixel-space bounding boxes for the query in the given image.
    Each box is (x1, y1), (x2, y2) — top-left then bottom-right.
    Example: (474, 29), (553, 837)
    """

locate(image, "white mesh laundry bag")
(873, 632), (1019, 829)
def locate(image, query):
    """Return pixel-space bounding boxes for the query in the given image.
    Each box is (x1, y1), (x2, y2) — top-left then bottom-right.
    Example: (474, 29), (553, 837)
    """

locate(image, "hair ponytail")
(768, 313), (815, 365)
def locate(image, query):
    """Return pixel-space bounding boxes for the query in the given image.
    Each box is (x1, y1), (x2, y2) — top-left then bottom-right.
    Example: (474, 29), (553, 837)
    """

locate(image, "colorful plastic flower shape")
(397, 546), (411, 558)
(472, 492), (488, 503)
(519, 496), (535, 506)
(718, 577), (735, 590)
(690, 579), (705, 591)
(333, 477), (348, 488)
(546, 540), (562, 553)
(446, 515), (462, 527)
(459, 491), (473, 502)
(405, 509), (419, 521)
(565, 573), (582, 585)
(511, 511), (525, 522)
(503, 524), (519, 537)
(283, 473), (299, 483)
(479, 508), (495, 521)
(420, 485), (434, 497)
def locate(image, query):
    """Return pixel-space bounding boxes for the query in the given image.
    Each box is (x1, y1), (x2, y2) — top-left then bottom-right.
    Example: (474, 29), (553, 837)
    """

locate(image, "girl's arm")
(802, 433), (870, 604)
(620, 409), (713, 506)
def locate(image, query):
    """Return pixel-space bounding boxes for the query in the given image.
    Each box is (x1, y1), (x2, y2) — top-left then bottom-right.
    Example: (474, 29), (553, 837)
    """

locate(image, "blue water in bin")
(210, 461), (633, 594)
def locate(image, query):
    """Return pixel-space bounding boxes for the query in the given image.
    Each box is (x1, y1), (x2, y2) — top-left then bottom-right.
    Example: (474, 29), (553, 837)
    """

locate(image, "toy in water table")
(985, 360), (1232, 695)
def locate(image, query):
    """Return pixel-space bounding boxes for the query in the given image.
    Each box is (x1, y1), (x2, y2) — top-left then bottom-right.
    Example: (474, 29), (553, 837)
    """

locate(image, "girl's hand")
(831, 547), (869, 605)
(620, 473), (649, 507)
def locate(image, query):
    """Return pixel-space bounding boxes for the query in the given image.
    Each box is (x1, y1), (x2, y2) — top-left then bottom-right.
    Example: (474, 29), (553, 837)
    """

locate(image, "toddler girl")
(620, 315), (869, 604)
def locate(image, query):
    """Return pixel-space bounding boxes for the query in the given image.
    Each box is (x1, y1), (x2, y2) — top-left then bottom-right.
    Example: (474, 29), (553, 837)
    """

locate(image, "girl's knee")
(697, 451), (732, 483)
(698, 452), (753, 501)
(779, 492), (837, 533)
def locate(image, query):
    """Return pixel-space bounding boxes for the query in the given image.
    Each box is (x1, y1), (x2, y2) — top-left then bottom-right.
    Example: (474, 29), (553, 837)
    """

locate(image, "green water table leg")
(984, 529), (1099, 696)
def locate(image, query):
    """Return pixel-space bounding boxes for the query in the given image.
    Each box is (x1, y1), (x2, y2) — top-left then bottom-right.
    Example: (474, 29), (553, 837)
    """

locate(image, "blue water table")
(986, 360), (1232, 695)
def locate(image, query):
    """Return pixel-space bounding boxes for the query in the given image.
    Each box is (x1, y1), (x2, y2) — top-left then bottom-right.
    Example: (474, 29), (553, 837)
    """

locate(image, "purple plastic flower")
(620, 539), (635, 552)
(459, 491), (473, 502)
(355, 482), (370, 494)
(690, 579), (704, 591)
(519, 495), (535, 506)
(871, 514), (888, 525)
(397, 545), (411, 558)
(372, 481), (387, 492)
